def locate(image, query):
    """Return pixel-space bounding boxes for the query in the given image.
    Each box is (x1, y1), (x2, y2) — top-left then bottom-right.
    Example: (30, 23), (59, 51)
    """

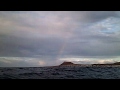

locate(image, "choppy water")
(0, 66), (120, 79)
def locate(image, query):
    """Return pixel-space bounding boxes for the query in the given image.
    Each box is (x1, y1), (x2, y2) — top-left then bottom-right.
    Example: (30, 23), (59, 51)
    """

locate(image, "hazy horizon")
(0, 11), (120, 67)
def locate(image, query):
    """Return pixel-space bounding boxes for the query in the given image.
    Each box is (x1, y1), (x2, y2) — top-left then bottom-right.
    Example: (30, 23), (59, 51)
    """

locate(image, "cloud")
(59, 57), (117, 64)
(0, 11), (120, 66)
(0, 11), (118, 38)
(0, 57), (47, 67)
(0, 11), (78, 39)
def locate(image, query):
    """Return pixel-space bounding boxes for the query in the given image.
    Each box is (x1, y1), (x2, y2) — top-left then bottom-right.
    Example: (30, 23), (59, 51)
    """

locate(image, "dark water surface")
(0, 66), (120, 79)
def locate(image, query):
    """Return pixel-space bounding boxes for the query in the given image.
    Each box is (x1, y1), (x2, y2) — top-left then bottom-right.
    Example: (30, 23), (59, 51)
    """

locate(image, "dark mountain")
(60, 61), (74, 66)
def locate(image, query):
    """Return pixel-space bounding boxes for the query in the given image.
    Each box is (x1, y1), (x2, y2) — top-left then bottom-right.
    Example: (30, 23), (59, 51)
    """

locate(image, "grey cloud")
(62, 11), (118, 23)
(0, 11), (120, 66)
(0, 33), (65, 57)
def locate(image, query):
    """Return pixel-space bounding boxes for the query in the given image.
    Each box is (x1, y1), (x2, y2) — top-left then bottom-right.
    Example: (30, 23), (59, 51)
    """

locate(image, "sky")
(0, 11), (120, 67)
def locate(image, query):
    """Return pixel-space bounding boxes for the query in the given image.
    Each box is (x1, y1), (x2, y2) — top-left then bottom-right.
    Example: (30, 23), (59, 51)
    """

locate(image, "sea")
(0, 66), (120, 79)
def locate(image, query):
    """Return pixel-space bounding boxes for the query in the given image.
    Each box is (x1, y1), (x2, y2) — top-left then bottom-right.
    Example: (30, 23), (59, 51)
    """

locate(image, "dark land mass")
(59, 61), (120, 66)
(92, 62), (120, 66)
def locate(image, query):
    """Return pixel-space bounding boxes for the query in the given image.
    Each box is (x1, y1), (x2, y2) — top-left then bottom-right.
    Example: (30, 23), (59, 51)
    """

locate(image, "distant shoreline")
(50, 61), (120, 67)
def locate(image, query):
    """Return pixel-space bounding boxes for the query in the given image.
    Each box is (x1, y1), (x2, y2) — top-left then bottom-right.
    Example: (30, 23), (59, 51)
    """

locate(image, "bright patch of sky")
(90, 17), (120, 35)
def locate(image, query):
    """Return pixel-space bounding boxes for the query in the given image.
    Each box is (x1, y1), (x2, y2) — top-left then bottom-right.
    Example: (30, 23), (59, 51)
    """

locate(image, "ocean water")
(0, 66), (120, 79)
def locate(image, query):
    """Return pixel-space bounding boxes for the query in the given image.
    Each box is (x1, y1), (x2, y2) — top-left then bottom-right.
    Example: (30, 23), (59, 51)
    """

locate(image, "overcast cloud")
(0, 11), (120, 67)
